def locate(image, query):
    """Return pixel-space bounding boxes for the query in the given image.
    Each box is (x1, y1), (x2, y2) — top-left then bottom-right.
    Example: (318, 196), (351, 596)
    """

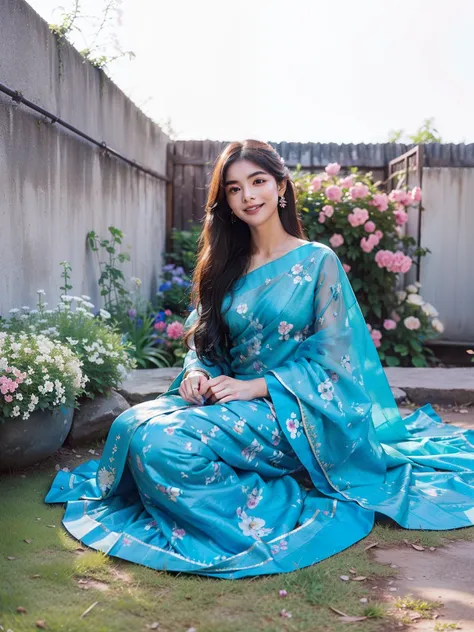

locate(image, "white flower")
(421, 303), (439, 317)
(21, 306), (31, 311)
(291, 264), (303, 275)
(99, 309), (111, 320)
(431, 318), (444, 333)
(278, 321), (293, 339)
(236, 303), (248, 315)
(406, 284), (418, 293)
(318, 379), (334, 401)
(36, 289), (46, 296)
(406, 293), (424, 306)
(11, 406), (21, 417)
(414, 281), (422, 288)
(60, 295), (74, 303)
(98, 467), (115, 492)
(396, 290), (407, 303)
(404, 316), (421, 330)
(9, 308), (20, 314)
(81, 295), (91, 301)
(238, 511), (273, 539)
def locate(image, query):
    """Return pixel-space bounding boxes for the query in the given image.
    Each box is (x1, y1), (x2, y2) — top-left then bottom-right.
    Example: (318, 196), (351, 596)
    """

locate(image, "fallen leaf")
(458, 408), (469, 414)
(80, 601), (99, 619)
(429, 547), (436, 551)
(409, 612), (422, 621)
(359, 598), (368, 604)
(24, 539), (33, 544)
(75, 547), (85, 553)
(36, 621), (47, 629)
(364, 542), (379, 551)
(16, 606), (27, 614)
(46, 525), (56, 529)
(411, 543), (425, 551)
(339, 616), (368, 623)
(31, 574), (41, 579)
(330, 606), (349, 617)
(7, 556), (16, 561)
(339, 575), (350, 581)
(148, 623), (160, 630)
(390, 564), (398, 568)
(352, 576), (367, 581)
(349, 568), (357, 574)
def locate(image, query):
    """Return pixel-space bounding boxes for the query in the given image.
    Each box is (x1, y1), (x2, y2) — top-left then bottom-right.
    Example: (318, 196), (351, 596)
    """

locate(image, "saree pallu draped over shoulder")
(46, 242), (474, 578)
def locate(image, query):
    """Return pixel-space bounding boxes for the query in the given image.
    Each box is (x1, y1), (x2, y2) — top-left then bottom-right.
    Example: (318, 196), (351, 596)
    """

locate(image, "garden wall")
(0, 0), (169, 316)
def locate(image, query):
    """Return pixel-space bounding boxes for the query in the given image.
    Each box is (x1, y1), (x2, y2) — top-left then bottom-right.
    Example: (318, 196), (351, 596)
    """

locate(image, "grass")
(1, 469), (474, 632)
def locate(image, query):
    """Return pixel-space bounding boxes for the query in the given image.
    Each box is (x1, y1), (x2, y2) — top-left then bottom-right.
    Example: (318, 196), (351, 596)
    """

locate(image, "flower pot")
(0, 406), (74, 472)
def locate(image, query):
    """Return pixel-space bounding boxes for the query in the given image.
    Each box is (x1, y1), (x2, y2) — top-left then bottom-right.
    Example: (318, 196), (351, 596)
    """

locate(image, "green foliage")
(0, 332), (87, 421)
(165, 226), (201, 275)
(49, 0), (135, 71)
(294, 166), (443, 367)
(2, 289), (136, 399)
(87, 226), (132, 314)
(388, 117), (442, 144)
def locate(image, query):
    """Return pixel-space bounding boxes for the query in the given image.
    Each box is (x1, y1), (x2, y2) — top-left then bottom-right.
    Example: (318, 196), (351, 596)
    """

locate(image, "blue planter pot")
(0, 406), (74, 472)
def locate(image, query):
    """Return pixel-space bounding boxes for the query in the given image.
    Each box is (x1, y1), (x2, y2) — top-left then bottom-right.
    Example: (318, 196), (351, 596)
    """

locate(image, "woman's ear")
(278, 181), (287, 197)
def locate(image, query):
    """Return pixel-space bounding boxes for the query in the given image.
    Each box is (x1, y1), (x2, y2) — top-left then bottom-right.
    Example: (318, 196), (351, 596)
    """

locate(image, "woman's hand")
(203, 376), (268, 404)
(179, 371), (210, 405)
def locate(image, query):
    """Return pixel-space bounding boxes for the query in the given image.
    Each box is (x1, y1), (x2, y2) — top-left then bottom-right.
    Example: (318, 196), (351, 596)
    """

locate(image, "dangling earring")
(279, 196), (287, 209)
(231, 211), (236, 224)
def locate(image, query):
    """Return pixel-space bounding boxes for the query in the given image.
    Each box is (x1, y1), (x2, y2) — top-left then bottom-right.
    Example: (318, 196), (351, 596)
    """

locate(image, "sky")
(26, 0), (474, 143)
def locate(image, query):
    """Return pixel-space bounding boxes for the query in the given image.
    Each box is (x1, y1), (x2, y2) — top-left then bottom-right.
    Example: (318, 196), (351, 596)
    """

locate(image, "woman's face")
(224, 159), (286, 227)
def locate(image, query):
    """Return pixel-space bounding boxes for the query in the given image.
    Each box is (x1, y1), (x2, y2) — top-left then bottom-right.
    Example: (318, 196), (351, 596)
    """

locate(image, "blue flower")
(159, 281), (173, 292)
(172, 276), (184, 286)
(154, 311), (166, 323)
(163, 264), (175, 272)
(136, 318), (143, 327)
(175, 266), (185, 275)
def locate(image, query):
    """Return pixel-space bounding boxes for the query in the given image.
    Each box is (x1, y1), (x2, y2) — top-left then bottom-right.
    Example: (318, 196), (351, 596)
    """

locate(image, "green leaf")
(394, 344), (409, 356)
(385, 355), (401, 367)
(412, 355), (427, 367)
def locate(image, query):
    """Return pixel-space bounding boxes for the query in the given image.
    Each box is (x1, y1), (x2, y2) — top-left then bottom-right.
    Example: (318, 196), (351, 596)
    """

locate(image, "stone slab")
(66, 390), (130, 447)
(385, 367), (474, 405)
(118, 368), (182, 404)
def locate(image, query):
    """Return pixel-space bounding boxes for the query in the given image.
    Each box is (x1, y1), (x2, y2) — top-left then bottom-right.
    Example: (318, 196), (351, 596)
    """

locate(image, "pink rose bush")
(294, 164), (443, 367)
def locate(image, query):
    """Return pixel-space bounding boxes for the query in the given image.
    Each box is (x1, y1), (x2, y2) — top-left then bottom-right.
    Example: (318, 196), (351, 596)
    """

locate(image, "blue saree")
(45, 242), (474, 578)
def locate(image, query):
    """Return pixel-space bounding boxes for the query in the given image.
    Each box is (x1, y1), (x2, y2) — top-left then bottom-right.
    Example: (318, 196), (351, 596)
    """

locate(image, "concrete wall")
(419, 168), (474, 342)
(0, 0), (169, 315)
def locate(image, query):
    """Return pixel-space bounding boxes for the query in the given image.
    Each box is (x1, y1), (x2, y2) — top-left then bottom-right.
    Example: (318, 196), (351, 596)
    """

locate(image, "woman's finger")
(214, 388), (234, 401)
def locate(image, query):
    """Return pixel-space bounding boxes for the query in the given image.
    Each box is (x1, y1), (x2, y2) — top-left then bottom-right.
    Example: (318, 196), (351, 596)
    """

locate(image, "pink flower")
(325, 162), (341, 176)
(310, 177), (322, 192)
(375, 229), (384, 239)
(389, 189), (412, 206)
(172, 527), (186, 540)
(280, 609), (292, 619)
(4, 395), (13, 403)
(347, 207), (369, 227)
(371, 193), (389, 212)
(326, 185), (342, 202)
(279, 589), (288, 598)
(360, 235), (379, 253)
(364, 221), (376, 233)
(404, 316), (421, 330)
(394, 209), (409, 226)
(164, 309), (172, 316)
(329, 233), (344, 248)
(383, 319), (397, 330)
(371, 329), (382, 348)
(318, 212), (326, 223)
(166, 321), (184, 340)
(391, 310), (401, 323)
(342, 263), (351, 274)
(374, 249), (395, 269)
(367, 323), (372, 333)
(339, 175), (354, 188)
(322, 204), (334, 218)
(412, 186), (422, 202)
(350, 183), (369, 200)
(154, 321), (166, 332)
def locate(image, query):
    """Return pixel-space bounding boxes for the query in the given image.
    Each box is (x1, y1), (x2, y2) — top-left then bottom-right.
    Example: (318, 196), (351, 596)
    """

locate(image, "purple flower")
(163, 264), (175, 272)
(128, 308), (137, 318)
(175, 266), (184, 275)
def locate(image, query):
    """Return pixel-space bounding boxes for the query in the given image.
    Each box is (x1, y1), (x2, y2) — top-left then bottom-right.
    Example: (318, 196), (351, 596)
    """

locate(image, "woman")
(46, 140), (474, 579)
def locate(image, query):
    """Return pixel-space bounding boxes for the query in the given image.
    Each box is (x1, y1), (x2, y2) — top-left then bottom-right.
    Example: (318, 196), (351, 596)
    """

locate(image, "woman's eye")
(255, 179), (265, 185)
(228, 179), (264, 194)
(229, 187), (238, 194)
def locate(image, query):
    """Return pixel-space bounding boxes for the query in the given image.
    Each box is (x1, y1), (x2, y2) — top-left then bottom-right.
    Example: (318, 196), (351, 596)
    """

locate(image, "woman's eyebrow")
(224, 171), (268, 186)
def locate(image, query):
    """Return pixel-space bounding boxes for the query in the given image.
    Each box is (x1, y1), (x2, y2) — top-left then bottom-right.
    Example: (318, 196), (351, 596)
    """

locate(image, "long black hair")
(183, 139), (306, 366)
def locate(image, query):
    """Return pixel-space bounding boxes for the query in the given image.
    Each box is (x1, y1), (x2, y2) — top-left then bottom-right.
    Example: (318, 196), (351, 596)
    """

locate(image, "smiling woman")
(46, 140), (474, 580)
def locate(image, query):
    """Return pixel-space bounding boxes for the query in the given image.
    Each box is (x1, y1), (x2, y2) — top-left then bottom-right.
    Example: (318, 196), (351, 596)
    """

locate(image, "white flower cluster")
(0, 333), (88, 421)
(397, 282), (444, 333)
